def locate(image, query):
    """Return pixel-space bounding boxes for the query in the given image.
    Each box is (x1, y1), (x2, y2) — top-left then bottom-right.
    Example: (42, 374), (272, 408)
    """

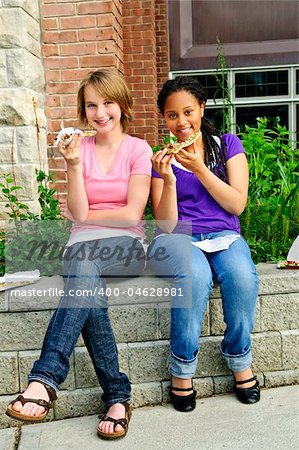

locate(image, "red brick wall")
(41, 0), (169, 193)
(155, 0), (170, 139)
(123, 0), (158, 145)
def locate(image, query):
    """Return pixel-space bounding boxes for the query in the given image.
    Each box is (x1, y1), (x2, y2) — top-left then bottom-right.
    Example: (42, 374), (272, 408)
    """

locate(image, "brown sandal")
(5, 381), (57, 423)
(97, 401), (131, 440)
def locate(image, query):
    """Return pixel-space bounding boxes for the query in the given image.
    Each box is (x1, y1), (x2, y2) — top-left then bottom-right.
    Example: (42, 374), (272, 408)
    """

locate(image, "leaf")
(10, 186), (22, 191)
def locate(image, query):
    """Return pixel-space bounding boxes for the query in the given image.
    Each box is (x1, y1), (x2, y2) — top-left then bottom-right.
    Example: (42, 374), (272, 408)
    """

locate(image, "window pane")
(235, 71), (288, 97)
(236, 105), (289, 132)
(296, 70), (299, 95)
(205, 107), (230, 132)
(193, 74), (227, 100)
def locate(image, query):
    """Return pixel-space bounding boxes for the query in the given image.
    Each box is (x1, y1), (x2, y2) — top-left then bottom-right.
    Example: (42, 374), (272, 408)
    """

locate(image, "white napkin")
(192, 235), (240, 253)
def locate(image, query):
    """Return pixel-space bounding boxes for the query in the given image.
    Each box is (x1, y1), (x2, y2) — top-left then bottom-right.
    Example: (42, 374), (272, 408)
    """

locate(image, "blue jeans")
(29, 236), (145, 406)
(148, 231), (259, 378)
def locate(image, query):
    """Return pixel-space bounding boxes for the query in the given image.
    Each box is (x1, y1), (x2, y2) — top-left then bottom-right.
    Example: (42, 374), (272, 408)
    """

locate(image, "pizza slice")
(164, 131), (202, 155)
(55, 127), (96, 146)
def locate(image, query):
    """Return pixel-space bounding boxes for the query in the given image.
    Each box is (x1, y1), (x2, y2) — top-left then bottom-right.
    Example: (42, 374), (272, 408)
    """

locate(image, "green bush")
(0, 170), (70, 277)
(239, 118), (299, 263)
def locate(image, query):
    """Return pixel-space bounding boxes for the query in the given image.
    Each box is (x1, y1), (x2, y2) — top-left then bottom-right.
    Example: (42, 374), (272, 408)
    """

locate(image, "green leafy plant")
(36, 169), (61, 220)
(0, 170), (70, 276)
(214, 37), (235, 134)
(239, 118), (299, 262)
(0, 174), (38, 222)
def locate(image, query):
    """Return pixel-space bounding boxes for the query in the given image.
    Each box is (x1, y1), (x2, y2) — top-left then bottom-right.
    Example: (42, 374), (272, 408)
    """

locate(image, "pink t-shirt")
(67, 134), (152, 246)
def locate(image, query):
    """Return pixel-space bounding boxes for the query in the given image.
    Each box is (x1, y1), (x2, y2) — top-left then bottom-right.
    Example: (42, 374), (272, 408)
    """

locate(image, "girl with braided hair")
(149, 76), (260, 412)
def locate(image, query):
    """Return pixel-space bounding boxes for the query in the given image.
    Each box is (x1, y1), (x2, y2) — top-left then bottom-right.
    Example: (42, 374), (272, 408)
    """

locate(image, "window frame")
(170, 64), (299, 138)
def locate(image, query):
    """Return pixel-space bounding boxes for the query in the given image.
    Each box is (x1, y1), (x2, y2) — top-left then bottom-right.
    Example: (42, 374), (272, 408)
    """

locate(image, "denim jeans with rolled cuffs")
(28, 236), (145, 406)
(148, 230), (259, 379)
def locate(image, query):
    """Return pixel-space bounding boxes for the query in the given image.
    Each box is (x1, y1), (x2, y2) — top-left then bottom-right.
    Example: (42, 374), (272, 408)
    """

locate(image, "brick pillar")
(123, 0), (158, 146)
(155, 0), (170, 139)
(41, 0), (123, 193)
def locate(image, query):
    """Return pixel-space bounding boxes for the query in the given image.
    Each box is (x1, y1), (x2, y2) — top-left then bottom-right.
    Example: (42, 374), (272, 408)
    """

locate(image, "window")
(171, 66), (299, 139)
(235, 71), (288, 97)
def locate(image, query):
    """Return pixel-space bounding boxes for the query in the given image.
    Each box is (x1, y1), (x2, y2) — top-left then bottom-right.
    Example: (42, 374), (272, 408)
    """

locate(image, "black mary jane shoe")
(234, 375), (260, 404)
(169, 385), (197, 412)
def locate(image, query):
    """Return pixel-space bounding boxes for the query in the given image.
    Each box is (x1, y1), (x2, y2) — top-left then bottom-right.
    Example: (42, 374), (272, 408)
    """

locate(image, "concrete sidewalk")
(1, 385), (298, 450)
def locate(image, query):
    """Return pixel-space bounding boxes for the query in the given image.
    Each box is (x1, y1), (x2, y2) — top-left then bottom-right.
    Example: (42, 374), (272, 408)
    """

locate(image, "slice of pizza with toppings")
(55, 127), (96, 146)
(165, 131), (202, 154)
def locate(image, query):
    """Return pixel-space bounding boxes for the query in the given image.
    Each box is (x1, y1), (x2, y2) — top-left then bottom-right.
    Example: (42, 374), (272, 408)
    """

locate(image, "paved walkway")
(1, 385), (298, 450)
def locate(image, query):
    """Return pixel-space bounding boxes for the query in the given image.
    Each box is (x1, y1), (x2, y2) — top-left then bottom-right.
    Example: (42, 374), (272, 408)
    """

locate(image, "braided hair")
(157, 76), (227, 182)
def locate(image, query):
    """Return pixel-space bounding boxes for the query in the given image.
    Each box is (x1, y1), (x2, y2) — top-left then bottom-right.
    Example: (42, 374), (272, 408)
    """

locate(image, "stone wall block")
(0, 127), (14, 164)
(110, 305), (159, 343)
(252, 332), (282, 371)
(161, 377), (214, 403)
(8, 276), (62, 312)
(261, 293), (299, 331)
(131, 382), (162, 407)
(0, 292), (8, 312)
(0, 50), (7, 87)
(0, 311), (51, 351)
(16, 126), (45, 164)
(196, 336), (230, 377)
(6, 48), (24, 87)
(74, 344), (128, 390)
(257, 264), (299, 294)
(7, 49), (44, 91)
(213, 372), (264, 394)
(128, 341), (169, 383)
(5, 165), (36, 201)
(0, 352), (19, 394)
(264, 369), (299, 388)
(158, 304), (209, 339)
(210, 297), (261, 335)
(0, 89), (40, 126)
(281, 330), (299, 369)
(213, 375), (234, 394)
(0, 9), (23, 48)
(19, 350), (75, 391)
(0, 427), (16, 449)
(3, 0), (40, 19)
(54, 387), (102, 420)
(23, 51), (45, 91)
(23, 13), (41, 58)
(74, 347), (101, 389)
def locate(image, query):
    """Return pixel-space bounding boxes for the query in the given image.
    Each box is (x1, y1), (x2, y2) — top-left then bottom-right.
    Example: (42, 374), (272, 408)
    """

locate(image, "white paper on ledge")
(0, 270), (41, 292)
(192, 235), (240, 253)
(0, 269), (40, 283)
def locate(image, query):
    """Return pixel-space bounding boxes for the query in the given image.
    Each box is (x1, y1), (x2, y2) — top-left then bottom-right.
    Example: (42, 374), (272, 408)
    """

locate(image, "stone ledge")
(0, 263), (298, 427)
(3, 263), (299, 313)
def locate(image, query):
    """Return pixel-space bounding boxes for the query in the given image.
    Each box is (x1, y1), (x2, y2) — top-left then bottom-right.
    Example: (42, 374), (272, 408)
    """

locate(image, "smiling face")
(84, 84), (122, 135)
(163, 90), (205, 142)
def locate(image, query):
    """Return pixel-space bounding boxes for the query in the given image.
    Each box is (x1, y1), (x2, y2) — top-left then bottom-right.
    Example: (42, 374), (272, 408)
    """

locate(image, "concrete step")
(0, 263), (298, 427)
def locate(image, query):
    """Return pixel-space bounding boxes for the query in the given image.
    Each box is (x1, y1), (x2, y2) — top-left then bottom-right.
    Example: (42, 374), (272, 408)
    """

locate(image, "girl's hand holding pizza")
(175, 144), (205, 173)
(58, 133), (83, 167)
(151, 149), (176, 184)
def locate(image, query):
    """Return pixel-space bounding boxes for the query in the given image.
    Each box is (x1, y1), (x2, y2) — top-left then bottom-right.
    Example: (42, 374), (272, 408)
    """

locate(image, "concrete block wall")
(0, 263), (298, 427)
